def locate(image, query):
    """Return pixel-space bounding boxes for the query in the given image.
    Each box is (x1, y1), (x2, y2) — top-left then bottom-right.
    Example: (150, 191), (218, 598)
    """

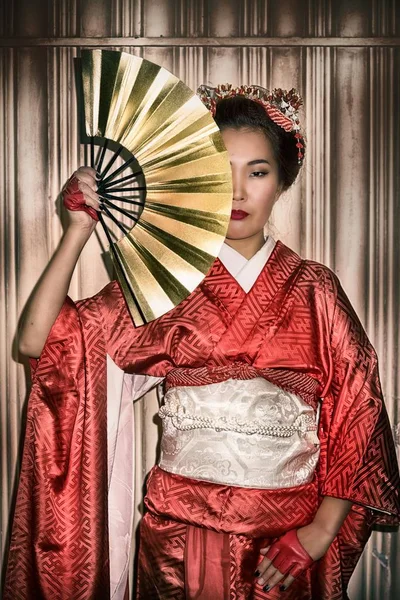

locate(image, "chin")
(226, 225), (256, 240)
(225, 232), (248, 241)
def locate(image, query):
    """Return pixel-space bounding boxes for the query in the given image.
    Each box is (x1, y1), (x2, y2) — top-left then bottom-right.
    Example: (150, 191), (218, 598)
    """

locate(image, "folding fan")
(79, 49), (232, 325)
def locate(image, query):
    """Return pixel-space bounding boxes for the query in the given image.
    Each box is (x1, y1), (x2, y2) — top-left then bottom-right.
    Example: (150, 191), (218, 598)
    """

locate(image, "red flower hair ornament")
(197, 84), (305, 164)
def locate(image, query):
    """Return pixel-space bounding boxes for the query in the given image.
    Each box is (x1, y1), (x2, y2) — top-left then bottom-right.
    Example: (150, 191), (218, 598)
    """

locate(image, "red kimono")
(4, 241), (400, 600)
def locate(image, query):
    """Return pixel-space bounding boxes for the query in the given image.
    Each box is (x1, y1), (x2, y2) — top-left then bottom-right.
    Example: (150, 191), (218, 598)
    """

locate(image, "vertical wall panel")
(206, 47), (242, 85)
(303, 47), (334, 266)
(333, 48), (370, 313)
(307, 0), (332, 36)
(241, 0), (269, 36)
(176, 0), (208, 37)
(80, 0), (112, 36)
(0, 47), (19, 571)
(14, 0), (49, 36)
(143, 46), (175, 73)
(111, 0), (142, 37)
(16, 49), (50, 304)
(334, 0), (373, 36)
(49, 0), (79, 37)
(238, 45), (270, 87)
(267, 47), (304, 251)
(371, 0), (400, 36)
(208, 0), (241, 36)
(269, 0), (306, 36)
(171, 46), (206, 92)
(143, 0), (177, 37)
(1, 0), (14, 36)
(1, 1), (399, 598)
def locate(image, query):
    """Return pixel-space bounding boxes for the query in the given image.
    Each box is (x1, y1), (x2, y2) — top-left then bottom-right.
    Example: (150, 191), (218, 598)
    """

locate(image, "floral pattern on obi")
(158, 377), (320, 488)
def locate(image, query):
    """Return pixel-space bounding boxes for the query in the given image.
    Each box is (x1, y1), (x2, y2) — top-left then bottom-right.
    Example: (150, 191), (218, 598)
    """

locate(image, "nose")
(232, 169), (246, 202)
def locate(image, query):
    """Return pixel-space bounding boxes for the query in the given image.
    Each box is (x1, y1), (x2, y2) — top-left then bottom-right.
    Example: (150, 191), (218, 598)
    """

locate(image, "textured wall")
(1, 1), (399, 598)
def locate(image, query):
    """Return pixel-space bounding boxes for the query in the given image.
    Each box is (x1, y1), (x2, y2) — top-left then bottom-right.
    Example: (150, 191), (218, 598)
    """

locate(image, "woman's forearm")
(313, 496), (353, 537)
(291, 496), (353, 563)
(18, 226), (92, 358)
(18, 167), (100, 358)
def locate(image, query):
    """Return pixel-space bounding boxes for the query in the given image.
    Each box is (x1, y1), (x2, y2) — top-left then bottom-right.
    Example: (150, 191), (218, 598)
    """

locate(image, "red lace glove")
(62, 175), (99, 222)
(265, 529), (315, 578)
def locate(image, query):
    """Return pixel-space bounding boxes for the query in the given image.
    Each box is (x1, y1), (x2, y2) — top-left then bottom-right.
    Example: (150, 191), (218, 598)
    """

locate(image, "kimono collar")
(218, 236), (276, 292)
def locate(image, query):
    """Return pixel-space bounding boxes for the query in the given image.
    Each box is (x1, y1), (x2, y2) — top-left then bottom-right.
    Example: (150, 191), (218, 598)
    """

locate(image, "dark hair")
(214, 96), (304, 191)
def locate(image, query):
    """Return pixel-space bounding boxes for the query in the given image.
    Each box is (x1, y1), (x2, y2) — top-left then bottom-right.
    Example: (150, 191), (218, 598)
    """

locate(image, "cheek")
(254, 185), (279, 217)
(258, 203), (274, 225)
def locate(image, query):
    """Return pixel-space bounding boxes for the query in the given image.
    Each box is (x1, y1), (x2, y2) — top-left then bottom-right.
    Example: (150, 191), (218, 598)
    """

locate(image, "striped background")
(1, 1), (399, 597)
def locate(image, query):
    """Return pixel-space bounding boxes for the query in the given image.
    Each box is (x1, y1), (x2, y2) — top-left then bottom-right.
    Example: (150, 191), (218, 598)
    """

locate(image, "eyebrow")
(247, 159), (270, 166)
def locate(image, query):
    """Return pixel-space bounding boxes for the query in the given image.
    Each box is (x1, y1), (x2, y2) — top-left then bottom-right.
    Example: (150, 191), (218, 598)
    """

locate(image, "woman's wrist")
(310, 516), (341, 540)
(63, 223), (95, 250)
(296, 522), (335, 561)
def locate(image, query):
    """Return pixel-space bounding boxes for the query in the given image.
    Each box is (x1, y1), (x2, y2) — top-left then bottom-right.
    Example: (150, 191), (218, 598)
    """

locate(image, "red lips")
(231, 210), (249, 220)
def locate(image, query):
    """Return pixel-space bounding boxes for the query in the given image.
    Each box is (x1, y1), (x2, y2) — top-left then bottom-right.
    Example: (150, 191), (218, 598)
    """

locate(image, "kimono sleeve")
(5, 291), (111, 599)
(27, 295), (78, 379)
(319, 275), (400, 524)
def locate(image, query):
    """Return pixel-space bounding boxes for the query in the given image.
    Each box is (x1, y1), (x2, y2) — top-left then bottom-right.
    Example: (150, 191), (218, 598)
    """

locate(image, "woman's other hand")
(255, 522), (334, 592)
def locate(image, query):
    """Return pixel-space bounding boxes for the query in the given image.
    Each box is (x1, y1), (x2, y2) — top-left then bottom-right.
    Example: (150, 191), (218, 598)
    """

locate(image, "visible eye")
(250, 171), (268, 178)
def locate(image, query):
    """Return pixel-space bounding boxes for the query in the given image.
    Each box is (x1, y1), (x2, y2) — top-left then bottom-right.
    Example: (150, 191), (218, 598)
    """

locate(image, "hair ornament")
(197, 84), (305, 163)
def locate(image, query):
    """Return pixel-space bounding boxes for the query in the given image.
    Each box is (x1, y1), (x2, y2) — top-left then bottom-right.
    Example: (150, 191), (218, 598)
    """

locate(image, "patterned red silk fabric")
(137, 467), (372, 599)
(4, 241), (400, 599)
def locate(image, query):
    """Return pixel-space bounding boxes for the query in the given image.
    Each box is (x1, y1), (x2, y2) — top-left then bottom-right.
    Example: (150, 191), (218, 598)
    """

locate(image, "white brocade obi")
(158, 378), (320, 488)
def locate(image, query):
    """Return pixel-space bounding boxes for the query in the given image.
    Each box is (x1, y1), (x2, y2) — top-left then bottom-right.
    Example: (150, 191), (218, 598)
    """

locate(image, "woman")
(5, 86), (399, 600)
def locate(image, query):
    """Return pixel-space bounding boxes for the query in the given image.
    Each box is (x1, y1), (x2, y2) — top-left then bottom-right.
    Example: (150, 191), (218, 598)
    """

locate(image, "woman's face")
(221, 127), (282, 256)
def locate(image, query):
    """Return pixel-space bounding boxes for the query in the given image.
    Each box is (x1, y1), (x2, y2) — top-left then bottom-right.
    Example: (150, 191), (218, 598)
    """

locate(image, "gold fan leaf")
(80, 49), (232, 324)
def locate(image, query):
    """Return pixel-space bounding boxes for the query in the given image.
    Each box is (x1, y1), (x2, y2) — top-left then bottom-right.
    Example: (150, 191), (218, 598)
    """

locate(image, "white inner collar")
(218, 237), (276, 292)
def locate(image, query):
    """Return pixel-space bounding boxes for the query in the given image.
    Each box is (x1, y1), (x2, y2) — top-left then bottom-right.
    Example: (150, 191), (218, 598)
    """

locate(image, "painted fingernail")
(263, 584), (270, 592)
(254, 570), (260, 577)
(279, 585), (287, 591)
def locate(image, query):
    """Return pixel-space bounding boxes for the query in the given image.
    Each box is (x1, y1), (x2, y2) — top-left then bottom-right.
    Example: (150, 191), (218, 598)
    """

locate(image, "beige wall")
(1, 1), (399, 597)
